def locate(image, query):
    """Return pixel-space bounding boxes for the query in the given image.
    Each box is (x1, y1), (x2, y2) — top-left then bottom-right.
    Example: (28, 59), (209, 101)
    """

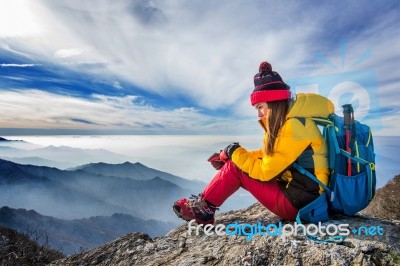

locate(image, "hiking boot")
(173, 193), (218, 224)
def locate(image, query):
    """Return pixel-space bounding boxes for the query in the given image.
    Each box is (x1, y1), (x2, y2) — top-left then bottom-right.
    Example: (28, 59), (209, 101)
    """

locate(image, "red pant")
(202, 160), (298, 220)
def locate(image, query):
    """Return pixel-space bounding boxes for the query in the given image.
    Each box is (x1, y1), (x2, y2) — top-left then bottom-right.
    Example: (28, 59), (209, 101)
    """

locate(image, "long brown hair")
(264, 100), (289, 155)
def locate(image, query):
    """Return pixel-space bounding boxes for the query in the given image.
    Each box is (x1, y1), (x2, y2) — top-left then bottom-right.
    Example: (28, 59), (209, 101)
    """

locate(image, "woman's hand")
(207, 152), (225, 170)
(207, 142), (241, 170)
(222, 142), (241, 159)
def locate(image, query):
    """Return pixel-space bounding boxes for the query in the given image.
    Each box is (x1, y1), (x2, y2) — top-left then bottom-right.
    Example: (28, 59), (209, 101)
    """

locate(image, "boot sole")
(173, 205), (215, 224)
(172, 205), (185, 220)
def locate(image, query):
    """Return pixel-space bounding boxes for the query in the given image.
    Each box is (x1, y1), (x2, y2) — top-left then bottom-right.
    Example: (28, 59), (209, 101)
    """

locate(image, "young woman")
(173, 61), (333, 224)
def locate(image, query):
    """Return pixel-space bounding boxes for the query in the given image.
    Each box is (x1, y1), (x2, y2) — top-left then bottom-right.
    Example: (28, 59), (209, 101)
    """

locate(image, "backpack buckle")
(369, 163), (376, 171)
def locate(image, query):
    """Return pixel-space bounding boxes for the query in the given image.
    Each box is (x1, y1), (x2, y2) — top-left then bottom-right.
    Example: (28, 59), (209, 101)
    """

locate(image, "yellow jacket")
(231, 93), (334, 209)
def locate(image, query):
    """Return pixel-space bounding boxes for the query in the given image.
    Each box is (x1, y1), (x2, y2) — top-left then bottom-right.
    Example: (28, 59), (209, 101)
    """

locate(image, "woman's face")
(255, 102), (269, 118)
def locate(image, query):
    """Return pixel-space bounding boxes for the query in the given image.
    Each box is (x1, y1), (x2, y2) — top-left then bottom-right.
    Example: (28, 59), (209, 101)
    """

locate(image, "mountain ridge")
(0, 206), (178, 255)
(0, 158), (133, 219)
(0, 158), (193, 221)
(0, 143), (129, 168)
(70, 161), (206, 190)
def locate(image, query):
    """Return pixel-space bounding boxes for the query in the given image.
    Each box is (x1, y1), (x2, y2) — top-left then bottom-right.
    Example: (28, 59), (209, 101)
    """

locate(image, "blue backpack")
(293, 104), (376, 227)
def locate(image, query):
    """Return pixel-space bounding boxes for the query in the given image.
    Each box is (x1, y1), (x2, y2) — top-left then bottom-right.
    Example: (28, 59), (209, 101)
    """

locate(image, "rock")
(362, 175), (400, 220)
(0, 227), (64, 266)
(50, 203), (400, 266)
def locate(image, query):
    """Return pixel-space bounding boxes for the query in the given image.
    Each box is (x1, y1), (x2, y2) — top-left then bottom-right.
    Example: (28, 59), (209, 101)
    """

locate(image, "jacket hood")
(287, 93), (334, 119)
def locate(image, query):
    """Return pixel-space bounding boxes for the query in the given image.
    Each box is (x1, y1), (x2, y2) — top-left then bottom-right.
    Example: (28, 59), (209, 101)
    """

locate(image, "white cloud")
(54, 48), (83, 58)
(0, 43), (32, 58)
(112, 81), (123, 89)
(0, 0), (44, 38)
(0, 0), (398, 135)
(0, 1), (320, 107)
(0, 89), (255, 134)
(0, 64), (39, 67)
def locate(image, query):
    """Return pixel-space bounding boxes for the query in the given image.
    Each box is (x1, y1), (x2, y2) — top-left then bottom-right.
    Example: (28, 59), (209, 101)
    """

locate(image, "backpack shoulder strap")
(292, 163), (331, 194)
(291, 116), (335, 198)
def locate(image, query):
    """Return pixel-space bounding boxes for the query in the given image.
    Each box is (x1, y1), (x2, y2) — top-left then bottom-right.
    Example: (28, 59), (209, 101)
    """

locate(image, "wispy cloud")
(0, 63), (40, 67)
(0, 1), (339, 107)
(54, 48), (83, 58)
(0, 89), (255, 134)
(0, 0), (398, 135)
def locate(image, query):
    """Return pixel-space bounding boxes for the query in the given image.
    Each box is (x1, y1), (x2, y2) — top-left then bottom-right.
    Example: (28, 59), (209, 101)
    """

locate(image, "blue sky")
(0, 0), (399, 135)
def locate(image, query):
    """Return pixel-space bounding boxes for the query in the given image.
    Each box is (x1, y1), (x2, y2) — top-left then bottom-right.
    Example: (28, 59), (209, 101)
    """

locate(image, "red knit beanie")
(250, 61), (291, 106)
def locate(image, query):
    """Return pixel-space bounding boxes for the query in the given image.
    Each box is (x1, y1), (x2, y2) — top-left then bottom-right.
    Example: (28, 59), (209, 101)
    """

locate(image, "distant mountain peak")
(0, 158), (18, 167)
(151, 176), (163, 181)
(68, 160), (204, 190)
(0, 206), (12, 212)
(0, 206), (42, 219)
(0, 137), (23, 142)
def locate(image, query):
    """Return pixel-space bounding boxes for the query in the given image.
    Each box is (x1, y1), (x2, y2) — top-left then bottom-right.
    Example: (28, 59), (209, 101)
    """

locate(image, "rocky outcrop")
(51, 203), (400, 266)
(362, 175), (400, 220)
(0, 227), (64, 266)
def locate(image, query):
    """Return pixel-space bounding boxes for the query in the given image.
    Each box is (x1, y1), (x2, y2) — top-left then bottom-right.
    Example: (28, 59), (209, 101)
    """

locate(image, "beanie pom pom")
(259, 61), (272, 72)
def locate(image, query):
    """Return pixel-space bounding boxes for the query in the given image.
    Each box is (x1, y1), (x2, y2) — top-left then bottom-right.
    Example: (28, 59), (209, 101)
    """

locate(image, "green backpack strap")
(292, 163), (331, 195)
